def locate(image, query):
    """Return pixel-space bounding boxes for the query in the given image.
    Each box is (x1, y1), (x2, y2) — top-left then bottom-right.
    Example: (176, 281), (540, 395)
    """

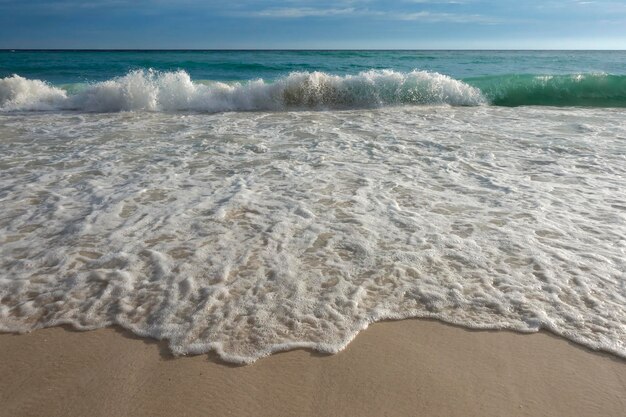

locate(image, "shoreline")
(1, 319), (624, 417)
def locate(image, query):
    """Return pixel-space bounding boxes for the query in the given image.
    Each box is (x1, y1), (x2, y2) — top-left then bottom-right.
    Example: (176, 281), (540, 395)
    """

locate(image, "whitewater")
(0, 59), (625, 363)
(1, 106), (625, 362)
(0, 69), (485, 112)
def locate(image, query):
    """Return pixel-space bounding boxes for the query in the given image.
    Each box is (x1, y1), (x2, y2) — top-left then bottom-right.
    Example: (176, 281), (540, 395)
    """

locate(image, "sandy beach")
(1, 320), (624, 417)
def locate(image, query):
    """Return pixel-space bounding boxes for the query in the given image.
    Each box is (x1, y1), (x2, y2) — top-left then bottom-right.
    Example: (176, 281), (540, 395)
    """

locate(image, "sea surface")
(0, 51), (625, 363)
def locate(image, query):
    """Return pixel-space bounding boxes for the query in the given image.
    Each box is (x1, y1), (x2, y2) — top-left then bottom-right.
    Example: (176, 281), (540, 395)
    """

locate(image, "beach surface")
(1, 320), (625, 417)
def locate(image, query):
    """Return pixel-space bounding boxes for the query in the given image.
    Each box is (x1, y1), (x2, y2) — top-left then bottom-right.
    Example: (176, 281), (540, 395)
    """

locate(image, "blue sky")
(0, 0), (624, 49)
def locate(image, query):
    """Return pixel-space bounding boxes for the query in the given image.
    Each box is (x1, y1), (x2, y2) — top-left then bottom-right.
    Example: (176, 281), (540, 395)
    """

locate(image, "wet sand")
(1, 319), (625, 417)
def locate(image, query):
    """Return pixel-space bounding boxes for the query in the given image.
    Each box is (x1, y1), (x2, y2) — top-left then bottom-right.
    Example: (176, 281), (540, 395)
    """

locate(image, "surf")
(0, 69), (485, 112)
(1, 105), (625, 363)
(2, 70), (626, 113)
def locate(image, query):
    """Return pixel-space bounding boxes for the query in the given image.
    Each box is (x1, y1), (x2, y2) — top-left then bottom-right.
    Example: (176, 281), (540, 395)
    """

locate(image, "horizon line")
(2, 48), (625, 52)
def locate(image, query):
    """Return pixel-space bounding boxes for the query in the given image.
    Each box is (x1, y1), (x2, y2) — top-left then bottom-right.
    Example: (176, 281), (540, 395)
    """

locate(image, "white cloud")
(397, 11), (500, 23)
(252, 7), (356, 18)
(241, 5), (497, 23)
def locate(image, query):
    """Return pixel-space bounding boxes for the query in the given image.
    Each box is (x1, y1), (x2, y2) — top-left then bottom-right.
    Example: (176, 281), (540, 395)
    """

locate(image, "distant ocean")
(1, 50), (625, 363)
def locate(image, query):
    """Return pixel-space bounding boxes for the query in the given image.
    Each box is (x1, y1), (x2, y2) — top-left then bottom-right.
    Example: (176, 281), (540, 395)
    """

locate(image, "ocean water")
(0, 51), (625, 363)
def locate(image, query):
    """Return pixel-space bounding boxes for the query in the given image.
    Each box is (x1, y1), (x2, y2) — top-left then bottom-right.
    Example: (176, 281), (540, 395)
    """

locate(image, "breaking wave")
(2, 70), (625, 113)
(0, 69), (484, 112)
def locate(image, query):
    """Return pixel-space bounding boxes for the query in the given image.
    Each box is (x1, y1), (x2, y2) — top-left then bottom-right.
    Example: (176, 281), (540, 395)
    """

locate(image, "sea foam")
(1, 105), (625, 363)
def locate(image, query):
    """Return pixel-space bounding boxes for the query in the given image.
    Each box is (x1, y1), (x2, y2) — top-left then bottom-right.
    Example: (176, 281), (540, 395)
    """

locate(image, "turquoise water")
(3, 50), (626, 83)
(2, 50), (626, 108)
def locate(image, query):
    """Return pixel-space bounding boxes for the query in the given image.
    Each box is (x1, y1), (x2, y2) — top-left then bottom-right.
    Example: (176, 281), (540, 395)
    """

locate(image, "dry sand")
(1, 319), (625, 417)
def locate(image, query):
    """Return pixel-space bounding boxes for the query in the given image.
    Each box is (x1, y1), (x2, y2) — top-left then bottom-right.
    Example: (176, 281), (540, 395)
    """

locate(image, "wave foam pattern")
(1, 106), (625, 363)
(0, 70), (484, 112)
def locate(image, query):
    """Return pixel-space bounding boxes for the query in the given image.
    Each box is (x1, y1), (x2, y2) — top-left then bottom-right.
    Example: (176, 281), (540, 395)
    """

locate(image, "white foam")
(0, 106), (625, 363)
(0, 70), (485, 112)
(0, 75), (68, 110)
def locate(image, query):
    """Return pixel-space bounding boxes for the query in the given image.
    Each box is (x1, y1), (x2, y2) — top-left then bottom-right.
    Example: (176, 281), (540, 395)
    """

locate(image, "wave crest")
(0, 70), (485, 112)
(0, 75), (68, 110)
